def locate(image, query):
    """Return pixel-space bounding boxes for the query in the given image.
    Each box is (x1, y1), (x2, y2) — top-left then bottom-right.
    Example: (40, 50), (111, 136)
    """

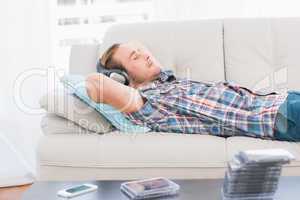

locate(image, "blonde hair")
(100, 43), (122, 69)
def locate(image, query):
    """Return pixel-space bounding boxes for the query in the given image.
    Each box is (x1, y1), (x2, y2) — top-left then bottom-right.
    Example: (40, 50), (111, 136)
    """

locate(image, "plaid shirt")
(125, 70), (287, 139)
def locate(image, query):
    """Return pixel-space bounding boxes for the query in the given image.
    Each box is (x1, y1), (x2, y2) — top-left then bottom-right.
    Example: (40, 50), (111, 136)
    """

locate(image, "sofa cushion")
(69, 44), (99, 76)
(39, 89), (112, 133)
(98, 20), (225, 83)
(37, 132), (227, 168)
(41, 113), (92, 135)
(60, 74), (150, 133)
(272, 18), (300, 91)
(224, 18), (300, 93)
(226, 136), (300, 167)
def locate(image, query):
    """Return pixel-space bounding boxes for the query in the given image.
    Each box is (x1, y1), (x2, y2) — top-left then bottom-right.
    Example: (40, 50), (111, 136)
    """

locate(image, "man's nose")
(142, 52), (148, 60)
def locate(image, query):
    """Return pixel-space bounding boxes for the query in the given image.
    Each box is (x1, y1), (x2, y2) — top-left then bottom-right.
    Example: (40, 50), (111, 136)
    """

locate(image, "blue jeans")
(274, 91), (300, 142)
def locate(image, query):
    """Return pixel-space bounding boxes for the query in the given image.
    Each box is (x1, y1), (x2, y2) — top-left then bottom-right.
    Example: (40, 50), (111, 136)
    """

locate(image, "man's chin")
(153, 65), (161, 75)
(151, 63), (161, 71)
(147, 66), (161, 81)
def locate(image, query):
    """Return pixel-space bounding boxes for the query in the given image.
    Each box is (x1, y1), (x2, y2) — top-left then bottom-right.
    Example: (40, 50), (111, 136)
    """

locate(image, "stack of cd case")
(120, 177), (180, 199)
(222, 149), (295, 200)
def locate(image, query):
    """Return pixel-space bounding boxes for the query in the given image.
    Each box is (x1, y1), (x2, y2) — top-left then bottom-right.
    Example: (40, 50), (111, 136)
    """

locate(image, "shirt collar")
(158, 69), (176, 82)
(136, 70), (176, 91)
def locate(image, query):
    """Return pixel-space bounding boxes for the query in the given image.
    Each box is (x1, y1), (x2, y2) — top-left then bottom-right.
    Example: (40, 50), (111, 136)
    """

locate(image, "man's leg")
(274, 91), (300, 142)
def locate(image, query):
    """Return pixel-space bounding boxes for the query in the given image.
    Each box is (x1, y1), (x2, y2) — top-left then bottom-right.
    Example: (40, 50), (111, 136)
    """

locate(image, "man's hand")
(86, 73), (144, 113)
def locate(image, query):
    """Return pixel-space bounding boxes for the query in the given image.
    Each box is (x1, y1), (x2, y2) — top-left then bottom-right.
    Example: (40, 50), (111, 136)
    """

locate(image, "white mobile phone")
(57, 183), (98, 198)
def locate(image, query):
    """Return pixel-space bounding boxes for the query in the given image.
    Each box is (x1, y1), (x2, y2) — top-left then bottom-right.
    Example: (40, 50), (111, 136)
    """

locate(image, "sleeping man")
(86, 41), (300, 142)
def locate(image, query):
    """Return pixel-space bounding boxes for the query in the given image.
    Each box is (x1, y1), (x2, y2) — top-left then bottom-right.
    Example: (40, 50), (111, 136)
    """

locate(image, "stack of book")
(222, 149), (295, 200)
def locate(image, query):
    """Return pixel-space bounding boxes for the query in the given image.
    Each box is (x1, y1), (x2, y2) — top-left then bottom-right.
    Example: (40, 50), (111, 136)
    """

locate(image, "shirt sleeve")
(124, 86), (157, 127)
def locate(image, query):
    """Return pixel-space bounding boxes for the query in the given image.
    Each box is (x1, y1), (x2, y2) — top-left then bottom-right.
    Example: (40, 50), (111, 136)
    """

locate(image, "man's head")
(100, 41), (162, 86)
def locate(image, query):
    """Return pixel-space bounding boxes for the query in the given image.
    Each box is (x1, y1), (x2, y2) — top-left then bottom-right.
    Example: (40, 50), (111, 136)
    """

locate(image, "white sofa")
(37, 18), (300, 181)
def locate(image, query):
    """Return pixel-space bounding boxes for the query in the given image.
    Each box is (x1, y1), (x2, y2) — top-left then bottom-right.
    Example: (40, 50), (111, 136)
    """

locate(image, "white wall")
(0, 1), (51, 173)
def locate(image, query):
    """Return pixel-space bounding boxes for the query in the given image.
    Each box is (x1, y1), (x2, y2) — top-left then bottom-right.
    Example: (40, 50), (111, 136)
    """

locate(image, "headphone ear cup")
(109, 69), (130, 85)
(96, 60), (130, 85)
(119, 70), (130, 86)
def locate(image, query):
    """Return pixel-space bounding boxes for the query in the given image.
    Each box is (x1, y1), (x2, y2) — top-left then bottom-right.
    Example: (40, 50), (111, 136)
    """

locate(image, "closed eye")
(131, 50), (139, 60)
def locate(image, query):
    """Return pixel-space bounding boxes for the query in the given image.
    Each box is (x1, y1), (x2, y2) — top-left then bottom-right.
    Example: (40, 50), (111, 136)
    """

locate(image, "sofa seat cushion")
(226, 136), (300, 167)
(37, 132), (227, 168)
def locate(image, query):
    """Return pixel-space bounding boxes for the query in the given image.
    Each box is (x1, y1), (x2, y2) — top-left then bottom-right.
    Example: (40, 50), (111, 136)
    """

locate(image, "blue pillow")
(60, 74), (150, 133)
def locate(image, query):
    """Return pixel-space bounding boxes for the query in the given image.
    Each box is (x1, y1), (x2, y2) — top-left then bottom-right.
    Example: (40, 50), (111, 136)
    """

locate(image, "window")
(51, 0), (154, 69)
(57, 0), (76, 6)
(51, 0), (300, 70)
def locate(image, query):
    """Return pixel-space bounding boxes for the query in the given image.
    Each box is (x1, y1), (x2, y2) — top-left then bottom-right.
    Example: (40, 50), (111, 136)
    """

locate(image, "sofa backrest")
(69, 44), (99, 75)
(224, 18), (300, 92)
(69, 18), (300, 90)
(99, 20), (225, 83)
(69, 20), (225, 82)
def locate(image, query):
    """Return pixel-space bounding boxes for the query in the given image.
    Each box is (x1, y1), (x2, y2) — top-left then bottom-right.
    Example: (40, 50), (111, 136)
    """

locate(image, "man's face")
(113, 42), (162, 84)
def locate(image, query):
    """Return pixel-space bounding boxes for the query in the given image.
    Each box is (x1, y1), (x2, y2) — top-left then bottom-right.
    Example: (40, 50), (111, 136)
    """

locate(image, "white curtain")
(152, 0), (300, 20)
(0, 0), (51, 185)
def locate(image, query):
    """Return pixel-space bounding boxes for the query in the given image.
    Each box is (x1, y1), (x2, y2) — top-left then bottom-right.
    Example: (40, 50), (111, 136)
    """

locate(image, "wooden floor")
(0, 184), (32, 200)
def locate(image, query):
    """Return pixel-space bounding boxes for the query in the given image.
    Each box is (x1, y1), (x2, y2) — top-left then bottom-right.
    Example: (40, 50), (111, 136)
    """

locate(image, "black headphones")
(96, 60), (130, 86)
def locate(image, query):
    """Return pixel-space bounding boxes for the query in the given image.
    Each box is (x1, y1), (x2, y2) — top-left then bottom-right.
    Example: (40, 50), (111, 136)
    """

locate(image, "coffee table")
(22, 177), (300, 200)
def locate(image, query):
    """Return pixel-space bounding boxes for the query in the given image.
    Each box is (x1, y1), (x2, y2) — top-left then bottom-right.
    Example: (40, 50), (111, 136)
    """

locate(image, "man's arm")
(85, 73), (144, 113)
